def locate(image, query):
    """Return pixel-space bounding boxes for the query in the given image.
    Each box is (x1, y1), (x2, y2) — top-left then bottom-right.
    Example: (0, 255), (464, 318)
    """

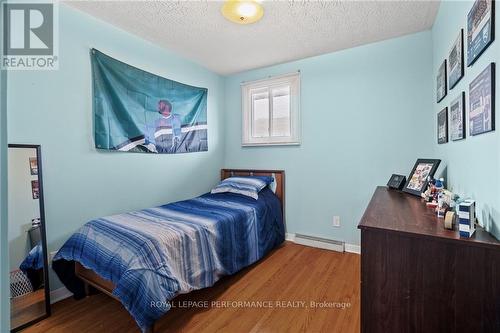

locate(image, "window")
(241, 73), (300, 146)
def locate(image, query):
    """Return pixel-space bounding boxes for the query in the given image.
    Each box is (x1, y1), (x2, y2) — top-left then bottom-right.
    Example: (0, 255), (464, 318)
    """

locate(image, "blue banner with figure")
(91, 49), (208, 154)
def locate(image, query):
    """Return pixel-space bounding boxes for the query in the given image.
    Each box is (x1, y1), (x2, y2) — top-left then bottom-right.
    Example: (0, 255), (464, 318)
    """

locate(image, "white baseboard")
(344, 243), (361, 254)
(50, 286), (73, 304)
(286, 232), (361, 254)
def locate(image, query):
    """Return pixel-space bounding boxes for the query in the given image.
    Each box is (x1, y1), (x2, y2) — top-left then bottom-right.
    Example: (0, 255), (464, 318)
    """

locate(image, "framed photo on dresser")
(450, 92), (466, 141)
(448, 29), (464, 89)
(437, 60), (447, 102)
(403, 159), (441, 197)
(437, 107), (449, 144)
(467, 0), (495, 66)
(469, 63), (495, 136)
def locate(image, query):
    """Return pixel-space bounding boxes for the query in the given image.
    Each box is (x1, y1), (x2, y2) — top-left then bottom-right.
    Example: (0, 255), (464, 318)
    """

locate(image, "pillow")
(211, 176), (274, 199)
(268, 175), (277, 193)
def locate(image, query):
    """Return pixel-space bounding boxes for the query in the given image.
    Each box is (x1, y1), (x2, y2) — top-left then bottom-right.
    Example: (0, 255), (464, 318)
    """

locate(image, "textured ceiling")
(64, 0), (440, 75)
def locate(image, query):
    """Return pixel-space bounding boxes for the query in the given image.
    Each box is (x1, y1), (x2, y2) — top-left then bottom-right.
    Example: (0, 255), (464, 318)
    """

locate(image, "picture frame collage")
(436, 0), (495, 144)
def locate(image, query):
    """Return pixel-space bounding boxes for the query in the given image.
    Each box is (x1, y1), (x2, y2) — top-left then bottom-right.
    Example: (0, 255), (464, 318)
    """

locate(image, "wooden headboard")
(221, 169), (285, 216)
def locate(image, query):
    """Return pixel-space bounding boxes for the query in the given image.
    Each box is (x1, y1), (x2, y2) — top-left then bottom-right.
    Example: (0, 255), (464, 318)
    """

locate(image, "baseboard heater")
(293, 233), (345, 253)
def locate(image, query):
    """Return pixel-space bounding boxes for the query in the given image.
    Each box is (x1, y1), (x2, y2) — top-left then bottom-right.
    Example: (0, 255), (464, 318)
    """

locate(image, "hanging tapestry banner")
(91, 49), (208, 154)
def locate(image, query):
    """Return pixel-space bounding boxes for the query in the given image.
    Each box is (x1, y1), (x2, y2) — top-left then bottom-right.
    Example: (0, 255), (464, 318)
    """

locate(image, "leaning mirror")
(8, 144), (50, 331)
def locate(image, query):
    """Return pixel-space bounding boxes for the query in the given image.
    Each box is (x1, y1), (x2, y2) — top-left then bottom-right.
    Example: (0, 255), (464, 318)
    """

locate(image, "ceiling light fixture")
(221, 0), (264, 25)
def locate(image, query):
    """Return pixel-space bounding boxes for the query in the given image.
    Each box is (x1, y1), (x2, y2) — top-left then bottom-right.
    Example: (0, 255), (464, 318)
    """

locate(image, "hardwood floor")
(24, 242), (360, 333)
(11, 289), (46, 329)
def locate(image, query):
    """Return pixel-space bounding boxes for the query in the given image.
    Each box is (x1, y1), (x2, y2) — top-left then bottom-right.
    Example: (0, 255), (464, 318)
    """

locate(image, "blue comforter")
(53, 188), (284, 331)
(20, 243), (44, 272)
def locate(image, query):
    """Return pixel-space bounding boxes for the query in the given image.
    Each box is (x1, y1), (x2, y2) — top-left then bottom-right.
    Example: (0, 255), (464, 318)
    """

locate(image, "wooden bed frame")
(75, 169), (285, 332)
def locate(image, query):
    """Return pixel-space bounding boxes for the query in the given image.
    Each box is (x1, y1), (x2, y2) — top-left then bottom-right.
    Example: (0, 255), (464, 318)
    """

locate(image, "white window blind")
(242, 72), (300, 146)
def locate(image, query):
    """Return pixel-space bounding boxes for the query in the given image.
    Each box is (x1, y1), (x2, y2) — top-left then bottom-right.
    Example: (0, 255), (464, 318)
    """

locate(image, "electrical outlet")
(332, 216), (341, 227)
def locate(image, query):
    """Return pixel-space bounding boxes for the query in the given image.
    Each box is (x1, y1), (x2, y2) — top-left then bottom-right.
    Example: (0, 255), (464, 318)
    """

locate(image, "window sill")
(241, 142), (301, 147)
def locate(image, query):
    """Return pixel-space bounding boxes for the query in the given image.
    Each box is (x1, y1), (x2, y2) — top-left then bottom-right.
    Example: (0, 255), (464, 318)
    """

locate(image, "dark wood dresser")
(358, 187), (500, 333)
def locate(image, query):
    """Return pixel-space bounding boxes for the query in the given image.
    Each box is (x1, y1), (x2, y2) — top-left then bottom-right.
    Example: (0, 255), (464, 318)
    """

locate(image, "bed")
(52, 169), (285, 332)
(19, 243), (45, 290)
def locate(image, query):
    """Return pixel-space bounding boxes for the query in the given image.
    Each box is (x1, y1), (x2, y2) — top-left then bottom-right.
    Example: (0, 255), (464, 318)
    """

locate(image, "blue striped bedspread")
(52, 188), (284, 331)
(20, 243), (44, 272)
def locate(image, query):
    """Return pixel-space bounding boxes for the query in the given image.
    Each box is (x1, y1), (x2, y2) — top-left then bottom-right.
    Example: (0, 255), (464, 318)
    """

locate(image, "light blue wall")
(7, 4), (226, 290)
(1, 39), (9, 333)
(1, 0), (9, 329)
(224, 31), (435, 245)
(432, 0), (499, 239)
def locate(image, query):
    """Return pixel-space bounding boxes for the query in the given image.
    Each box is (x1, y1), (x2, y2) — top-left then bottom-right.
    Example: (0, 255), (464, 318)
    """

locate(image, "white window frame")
(241, 72), (301, 146)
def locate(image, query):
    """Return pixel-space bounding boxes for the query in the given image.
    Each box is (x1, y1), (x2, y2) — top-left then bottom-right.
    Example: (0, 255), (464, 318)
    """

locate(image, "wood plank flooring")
(11, 289), (46, 329)
(23, 242), (360, 333)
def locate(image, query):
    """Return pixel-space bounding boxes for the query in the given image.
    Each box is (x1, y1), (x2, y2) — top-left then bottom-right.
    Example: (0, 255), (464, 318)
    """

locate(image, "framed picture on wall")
(437, 60), (447, 102)
(31, 180), (39, 199)
(438, 107), (449, 144)
(403, 159), (441, 196)
(29, 157), (38, 175)
(469, 63), (495, 136)
(450, 92), (466, 141)
(448, 29), (464, 89)
(467, 0), (495, 66)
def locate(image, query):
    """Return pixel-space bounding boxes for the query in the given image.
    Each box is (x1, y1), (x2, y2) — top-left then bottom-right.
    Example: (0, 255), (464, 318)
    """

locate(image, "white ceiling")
(65, 0), (440, 75)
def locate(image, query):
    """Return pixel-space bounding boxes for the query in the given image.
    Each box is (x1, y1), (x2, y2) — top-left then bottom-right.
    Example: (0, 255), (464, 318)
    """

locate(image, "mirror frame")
(8, 144), (51, 332)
